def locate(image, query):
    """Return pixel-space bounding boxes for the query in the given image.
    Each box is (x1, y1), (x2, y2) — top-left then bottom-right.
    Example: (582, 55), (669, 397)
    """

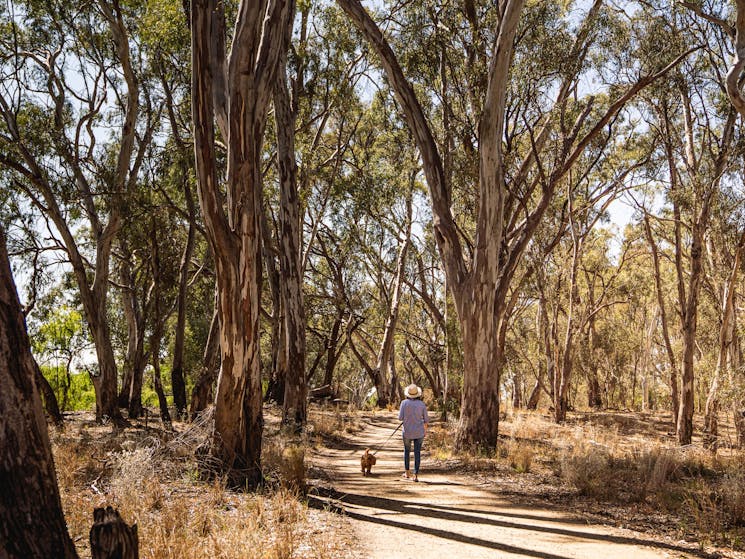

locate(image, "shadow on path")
(309, 488), (715, 559)
(311, 415), (714, 559)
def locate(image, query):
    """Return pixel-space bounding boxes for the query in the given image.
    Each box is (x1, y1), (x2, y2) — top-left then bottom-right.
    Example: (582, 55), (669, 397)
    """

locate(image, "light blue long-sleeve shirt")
(398, 398), (429, 439)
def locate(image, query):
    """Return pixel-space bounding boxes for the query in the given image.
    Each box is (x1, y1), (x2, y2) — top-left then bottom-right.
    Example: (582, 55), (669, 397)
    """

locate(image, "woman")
(398, 383), (429, 481)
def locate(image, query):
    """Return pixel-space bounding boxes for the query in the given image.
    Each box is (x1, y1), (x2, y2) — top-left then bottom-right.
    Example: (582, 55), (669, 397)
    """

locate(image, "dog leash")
(370, 422), (403, 456)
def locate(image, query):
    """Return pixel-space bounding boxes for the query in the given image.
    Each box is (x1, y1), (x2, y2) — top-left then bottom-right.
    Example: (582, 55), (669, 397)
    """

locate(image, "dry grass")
(505, 441), (534, 473)
(424, 408), (745, 550)
(51, 414), (355, 559)
(425, 421), (457, 461)
(263, 439), (307, 492)
(307, 406), (362, 445)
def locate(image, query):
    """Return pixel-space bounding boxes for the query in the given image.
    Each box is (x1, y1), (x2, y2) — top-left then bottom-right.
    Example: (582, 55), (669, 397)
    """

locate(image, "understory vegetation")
(52, 405), (745, 557)
(53, 407), (356, 559)
(426, 409), (745, 551)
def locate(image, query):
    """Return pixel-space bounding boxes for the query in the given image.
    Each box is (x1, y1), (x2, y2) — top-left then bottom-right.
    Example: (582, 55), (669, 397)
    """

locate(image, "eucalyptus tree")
(342, 177), (415, 406)
(0, 225), (78, 559)
(687, 0), (745, 447)
(264, 2), (369, 423)
(323, 91), (420, 406)
(336, 0), (690, 448)
(0, 0), (159, 422)
(403, 229), (456, 416)
(633, 3), (739, 443)
(116, 238), (147, 418)
(191, 0), (294, 485)
(702, 218), (745, 448)
(156, 58), (200, 421)
(306, 222), (365, 392)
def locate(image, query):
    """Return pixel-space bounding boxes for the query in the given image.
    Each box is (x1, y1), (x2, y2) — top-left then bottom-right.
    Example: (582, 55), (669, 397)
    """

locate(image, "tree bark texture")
(191, 0), (294, 486)
(89, 506), (138, 559)
(0, 226), (79, 559)
(275, 57), (307, 427)
(34, 360), (64, 425)
(727, 0), (745, 115)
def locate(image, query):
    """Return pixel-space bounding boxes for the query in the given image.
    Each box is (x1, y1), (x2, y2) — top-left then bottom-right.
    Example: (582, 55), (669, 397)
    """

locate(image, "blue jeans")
(403, 437), (423, 474)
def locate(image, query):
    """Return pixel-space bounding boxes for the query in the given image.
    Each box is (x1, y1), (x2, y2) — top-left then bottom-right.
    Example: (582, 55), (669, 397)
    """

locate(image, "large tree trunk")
(455, 302), (503, 449)
(0, 226), (79, 558)
(88, 299), (123, 424)
(210, 257), (264, 486)
(34, 360), (64, 425)
(89, 507), (138, 559)
(118, 253), (146, 419)
(191, 0), (293, 486)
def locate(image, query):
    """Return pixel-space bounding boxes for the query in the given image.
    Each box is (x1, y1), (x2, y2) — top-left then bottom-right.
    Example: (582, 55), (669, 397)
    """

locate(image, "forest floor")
(307, 411), (744, 559)
(53, 406), (745, 558)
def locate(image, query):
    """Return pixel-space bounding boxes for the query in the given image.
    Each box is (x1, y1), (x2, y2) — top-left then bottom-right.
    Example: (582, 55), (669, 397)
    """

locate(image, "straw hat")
(405, 384), (422, 399)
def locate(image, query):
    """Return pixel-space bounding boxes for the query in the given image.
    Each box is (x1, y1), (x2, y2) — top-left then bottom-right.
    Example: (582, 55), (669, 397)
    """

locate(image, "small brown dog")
(360, 448), (377, 476)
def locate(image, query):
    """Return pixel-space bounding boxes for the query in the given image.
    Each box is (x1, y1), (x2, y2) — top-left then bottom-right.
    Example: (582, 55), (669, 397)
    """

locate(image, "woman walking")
(398, 384), (429, 482)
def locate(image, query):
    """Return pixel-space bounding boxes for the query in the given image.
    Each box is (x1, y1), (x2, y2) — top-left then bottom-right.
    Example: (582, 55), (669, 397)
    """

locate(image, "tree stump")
(89, 506), (139, 559)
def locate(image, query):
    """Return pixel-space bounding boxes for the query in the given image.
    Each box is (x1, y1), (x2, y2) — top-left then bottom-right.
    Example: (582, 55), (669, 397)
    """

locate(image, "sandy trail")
(309, 415), (706, 559)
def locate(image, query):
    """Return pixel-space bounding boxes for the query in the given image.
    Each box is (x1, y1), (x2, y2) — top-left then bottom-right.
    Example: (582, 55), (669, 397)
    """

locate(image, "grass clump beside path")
(425, 409), (745, 553)
(52, 407), (355, 559)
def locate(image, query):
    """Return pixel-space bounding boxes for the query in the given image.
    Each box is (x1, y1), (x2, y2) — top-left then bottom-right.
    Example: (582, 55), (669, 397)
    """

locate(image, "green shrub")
(41, 366), (95, 411)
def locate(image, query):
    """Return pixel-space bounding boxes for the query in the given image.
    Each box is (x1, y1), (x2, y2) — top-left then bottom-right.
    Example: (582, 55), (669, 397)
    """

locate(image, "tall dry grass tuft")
(263, 439), (307, 493)
(559, 441), (614, 498)
(632, 445), (680, 497)
(307, 407), (361, 443)
(720, 467), (745, 528)
(52, 416), (352, 559)
(425, 422), (455, 461)
(505, 441), (534, 473)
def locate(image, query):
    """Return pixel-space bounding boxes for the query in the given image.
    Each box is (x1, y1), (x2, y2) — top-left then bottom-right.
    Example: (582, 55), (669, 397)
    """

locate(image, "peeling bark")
(191, 0), (294, 486)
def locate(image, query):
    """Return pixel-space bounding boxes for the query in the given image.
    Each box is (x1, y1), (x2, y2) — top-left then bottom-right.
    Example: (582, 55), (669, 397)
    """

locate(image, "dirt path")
(309, 415), (710, 559)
